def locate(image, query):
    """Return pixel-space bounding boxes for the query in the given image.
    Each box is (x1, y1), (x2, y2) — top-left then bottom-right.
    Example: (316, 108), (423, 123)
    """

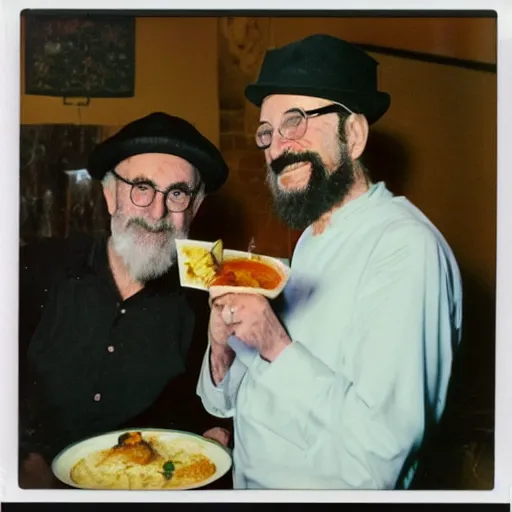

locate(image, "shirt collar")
(328, 181), (391, 224)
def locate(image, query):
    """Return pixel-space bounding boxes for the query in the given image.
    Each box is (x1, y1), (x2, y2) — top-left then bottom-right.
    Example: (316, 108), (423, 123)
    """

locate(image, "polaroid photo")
(0, 0), (511, 507)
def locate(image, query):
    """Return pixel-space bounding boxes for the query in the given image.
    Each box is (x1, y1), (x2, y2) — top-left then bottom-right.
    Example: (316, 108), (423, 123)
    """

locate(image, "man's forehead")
(260, 94), (334, 122)
(116, 153), (195, 178)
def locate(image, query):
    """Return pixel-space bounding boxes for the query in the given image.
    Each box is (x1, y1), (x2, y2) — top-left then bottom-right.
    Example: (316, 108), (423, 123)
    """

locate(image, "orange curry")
(210, 258), (282, 290)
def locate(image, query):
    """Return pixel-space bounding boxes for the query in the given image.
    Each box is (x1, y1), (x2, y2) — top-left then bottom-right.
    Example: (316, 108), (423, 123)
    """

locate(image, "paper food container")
(175, 238), (290, 299)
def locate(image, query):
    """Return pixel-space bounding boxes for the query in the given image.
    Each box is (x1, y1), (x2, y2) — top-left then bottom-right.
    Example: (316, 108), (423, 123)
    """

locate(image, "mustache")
(127, 217), (174, 233)
(270, 151), (323, 176)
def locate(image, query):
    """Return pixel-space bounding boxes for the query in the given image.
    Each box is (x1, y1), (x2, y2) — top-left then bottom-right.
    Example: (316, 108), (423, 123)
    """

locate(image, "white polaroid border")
(1, 0), (510, 504)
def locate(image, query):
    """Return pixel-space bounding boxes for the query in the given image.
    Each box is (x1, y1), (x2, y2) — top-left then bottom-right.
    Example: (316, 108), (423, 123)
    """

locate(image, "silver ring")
(230, 307), (236, 322)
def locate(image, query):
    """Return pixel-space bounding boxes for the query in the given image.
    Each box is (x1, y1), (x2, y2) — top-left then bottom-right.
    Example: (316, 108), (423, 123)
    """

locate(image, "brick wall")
(212, 17), (299, 259)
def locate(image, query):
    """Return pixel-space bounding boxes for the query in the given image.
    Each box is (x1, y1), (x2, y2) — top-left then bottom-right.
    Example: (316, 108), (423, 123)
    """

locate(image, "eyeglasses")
(110, 170), (201, 213)
(255, 103), (354, 150)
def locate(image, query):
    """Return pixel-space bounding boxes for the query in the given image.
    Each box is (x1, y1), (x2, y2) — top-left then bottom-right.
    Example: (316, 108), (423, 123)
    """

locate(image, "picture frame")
(24, 13), (136, 98)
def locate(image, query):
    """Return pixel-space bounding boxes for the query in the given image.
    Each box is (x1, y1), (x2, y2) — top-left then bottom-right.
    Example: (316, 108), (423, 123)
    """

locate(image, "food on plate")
(70, 431), (216, 490)
(181, 240), (283, 290)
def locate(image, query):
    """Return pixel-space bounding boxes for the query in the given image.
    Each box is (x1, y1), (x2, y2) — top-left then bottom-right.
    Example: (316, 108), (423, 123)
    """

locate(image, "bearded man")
(197, 35), (463, 489)
(19, 112), (228, 487)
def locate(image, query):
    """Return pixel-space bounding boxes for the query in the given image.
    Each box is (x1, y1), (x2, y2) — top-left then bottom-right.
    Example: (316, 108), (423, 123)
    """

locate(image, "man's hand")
(208, 292), (236, 386)
(202, 427), (231, 447)
(209, 294), (236, 349)
(214, 293), (292, 362)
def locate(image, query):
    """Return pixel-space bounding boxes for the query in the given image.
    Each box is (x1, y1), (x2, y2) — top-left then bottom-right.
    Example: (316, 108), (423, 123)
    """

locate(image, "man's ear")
(103, 179), (117, 216)
(344, 114), (369, 160)
(190, 191), (205, 217)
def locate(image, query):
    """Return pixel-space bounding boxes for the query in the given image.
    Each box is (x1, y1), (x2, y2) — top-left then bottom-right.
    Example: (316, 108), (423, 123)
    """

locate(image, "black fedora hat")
(87, 112), (228, 193)
(245, 34), (391, 125)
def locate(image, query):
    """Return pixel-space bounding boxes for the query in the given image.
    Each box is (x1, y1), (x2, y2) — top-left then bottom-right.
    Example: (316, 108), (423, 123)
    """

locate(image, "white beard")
(111, 213), (187, 283)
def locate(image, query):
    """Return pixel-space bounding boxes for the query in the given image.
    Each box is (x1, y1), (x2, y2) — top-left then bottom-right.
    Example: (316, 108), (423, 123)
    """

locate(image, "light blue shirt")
(197, 182), (463, 489)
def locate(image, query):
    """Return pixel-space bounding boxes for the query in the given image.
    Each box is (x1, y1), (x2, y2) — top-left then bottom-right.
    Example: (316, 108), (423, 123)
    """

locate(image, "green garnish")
(162, 461), (175, 480)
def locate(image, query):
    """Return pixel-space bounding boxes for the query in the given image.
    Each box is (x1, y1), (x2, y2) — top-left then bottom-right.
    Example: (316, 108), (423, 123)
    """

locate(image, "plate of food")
(51, 429), (232, 490)
(175, 238), (290, 299)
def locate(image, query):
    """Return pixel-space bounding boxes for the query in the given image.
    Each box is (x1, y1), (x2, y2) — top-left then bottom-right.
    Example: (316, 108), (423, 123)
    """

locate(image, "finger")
(210, 292), (239, 310)
(203, 430), (222, 441)
(211, 299), (235, 318)
(203, 428), (230, 447)
(210, 295), (228, 308)
(204, 426), (229, 436)
(232, 325), (254, 346)
(211, 301), (226, 313)
(209, 288), (235, 305)
(221, 304), (238, 325)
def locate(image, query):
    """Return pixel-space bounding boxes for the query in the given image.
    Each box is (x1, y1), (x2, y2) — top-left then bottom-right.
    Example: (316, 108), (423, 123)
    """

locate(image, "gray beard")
(111, 213), (187, 283)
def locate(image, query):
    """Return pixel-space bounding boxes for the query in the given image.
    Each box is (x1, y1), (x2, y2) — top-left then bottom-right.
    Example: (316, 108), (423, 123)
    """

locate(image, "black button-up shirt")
(19, 234), (197, 462)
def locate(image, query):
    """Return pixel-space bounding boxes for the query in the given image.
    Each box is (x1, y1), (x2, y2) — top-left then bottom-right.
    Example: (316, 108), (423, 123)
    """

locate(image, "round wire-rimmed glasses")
(255, 102), (354, 150)
(109, 169), (201, 213)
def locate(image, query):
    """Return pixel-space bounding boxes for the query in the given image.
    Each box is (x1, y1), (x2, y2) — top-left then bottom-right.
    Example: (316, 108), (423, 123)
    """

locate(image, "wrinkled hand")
(203, 427), (231, 447)
(208, 289), (236, 386)
(214, 293), (292, 362)
(208, 295), (235, 349)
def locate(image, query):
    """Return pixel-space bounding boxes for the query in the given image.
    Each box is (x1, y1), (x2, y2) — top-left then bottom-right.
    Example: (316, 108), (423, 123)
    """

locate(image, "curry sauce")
(210, 258), (282, 290)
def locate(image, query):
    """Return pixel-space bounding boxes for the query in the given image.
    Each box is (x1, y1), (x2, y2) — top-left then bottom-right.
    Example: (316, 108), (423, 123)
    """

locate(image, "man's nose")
(147, 191), (168, 220)
(267, 132), (296, 162)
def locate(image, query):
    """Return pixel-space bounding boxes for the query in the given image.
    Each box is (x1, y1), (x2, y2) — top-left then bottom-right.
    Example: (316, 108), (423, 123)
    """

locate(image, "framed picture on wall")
(23, 13), (136, 98)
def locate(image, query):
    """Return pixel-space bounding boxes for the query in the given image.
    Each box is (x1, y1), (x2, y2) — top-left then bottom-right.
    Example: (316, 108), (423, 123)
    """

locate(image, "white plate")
(51, 428), (232, 490)
(175, 238), (290, 299)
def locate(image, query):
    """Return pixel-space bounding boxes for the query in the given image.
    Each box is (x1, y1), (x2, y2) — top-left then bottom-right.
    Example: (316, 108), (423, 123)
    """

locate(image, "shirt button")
(107, 345), (115, 353)
(120, 308), (126, 314)
(93, 393), (101, 402)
